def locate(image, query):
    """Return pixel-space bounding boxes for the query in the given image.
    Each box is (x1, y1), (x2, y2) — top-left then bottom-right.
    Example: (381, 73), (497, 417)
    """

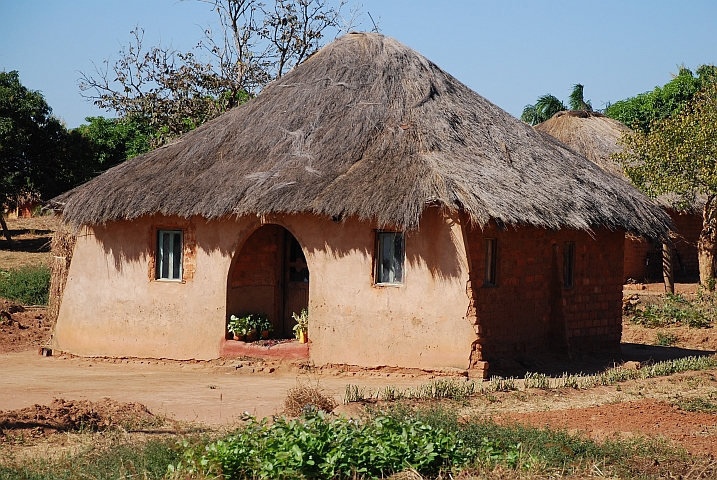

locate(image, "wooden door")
(283, 234), (309, 337)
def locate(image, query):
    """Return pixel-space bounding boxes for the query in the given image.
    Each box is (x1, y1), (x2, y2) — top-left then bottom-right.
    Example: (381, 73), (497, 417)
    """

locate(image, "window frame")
(156, 229), (184, 282)
(374, 231), (405, 286)
(563, 241), (575, 289)
(483, 237), (498, 287)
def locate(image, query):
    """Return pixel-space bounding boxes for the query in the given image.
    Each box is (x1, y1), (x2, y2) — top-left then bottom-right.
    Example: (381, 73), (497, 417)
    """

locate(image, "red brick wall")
(465, 225), (623, 364)
(623, 211), (701, 283)
(671, 211), (701, 280)
(230, 225), (283, 288)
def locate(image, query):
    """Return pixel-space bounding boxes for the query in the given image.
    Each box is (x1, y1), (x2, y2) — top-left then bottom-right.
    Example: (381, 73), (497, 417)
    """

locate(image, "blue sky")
(2, 1), (715, 128)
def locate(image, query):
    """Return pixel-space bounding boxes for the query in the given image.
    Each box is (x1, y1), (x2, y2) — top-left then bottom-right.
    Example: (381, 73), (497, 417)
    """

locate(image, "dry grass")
(48, 222), (76, 326)
(52, 33), (670, 240)
(284, 379), (338, 416)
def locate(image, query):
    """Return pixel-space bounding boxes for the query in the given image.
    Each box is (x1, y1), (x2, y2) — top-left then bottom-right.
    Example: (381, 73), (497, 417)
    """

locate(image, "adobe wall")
(54, 209), (476, 368)
(465, 225), (624, 363)
(623, 211), (701, 282)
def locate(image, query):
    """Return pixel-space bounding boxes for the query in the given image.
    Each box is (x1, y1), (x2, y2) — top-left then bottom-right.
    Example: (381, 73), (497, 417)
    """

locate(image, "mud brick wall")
(466, 225), (624, 363)
(623, 237), (655, 283)
(670, 211), (701, 279)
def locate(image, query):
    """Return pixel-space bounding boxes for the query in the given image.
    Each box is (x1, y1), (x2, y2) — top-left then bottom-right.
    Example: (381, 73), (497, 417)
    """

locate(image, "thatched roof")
(535, 110), (702, 214)
(52, 32), (671, 239)
(533, 111), (629, 177)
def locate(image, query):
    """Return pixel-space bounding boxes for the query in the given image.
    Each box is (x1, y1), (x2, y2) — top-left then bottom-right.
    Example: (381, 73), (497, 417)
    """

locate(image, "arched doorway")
(226, 225), (309, 338)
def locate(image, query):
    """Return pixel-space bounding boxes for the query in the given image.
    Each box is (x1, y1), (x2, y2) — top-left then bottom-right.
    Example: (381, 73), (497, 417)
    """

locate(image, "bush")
(174, 412), (476, 479)
(284, 380), (338, 417)
(0, 265), (50, 305)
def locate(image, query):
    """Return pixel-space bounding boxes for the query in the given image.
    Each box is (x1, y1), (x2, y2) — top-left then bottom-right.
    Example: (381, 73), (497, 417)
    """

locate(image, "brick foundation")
(465, 225), (624, 365)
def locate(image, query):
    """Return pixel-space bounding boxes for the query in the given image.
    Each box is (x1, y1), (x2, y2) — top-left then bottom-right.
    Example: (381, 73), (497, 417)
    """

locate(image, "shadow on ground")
(488, 343), (716, 378)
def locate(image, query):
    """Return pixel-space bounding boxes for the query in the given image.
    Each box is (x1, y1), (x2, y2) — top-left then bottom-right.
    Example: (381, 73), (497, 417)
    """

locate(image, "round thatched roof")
(534, 111), (629, 177)
(52, 32), (671, 239)
(535, 110), (701, 214)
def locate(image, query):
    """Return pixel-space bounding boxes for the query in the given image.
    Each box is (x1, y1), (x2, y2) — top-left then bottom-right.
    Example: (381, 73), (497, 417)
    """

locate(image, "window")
(376, 232), (404, 284)
(484, 238), (497, 286)
(157, 230), (183, 280)
(563, 242), (575, 289)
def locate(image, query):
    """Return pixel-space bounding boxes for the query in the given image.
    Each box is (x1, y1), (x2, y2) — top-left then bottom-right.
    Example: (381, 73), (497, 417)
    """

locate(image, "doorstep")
(220, 339), (309, 360)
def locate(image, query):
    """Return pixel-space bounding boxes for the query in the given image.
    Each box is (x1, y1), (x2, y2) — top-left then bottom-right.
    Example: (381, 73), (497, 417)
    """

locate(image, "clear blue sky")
(2, 1), (715, 128)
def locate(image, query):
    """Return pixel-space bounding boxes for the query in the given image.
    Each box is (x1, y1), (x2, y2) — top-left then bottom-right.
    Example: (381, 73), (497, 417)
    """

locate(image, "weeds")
(343, 378), (476, 404)
(674, 395), (717, 413)
(0, 265), (50, 305)
(0, 434), (179, 479)
(631, 292), (714, 328)
(655, 331), (679, 346)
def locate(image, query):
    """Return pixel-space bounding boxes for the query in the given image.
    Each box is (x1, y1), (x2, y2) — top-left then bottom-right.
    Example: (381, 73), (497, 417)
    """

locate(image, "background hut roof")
(535, 110), (702, 214)
(52, 32), (671, 239)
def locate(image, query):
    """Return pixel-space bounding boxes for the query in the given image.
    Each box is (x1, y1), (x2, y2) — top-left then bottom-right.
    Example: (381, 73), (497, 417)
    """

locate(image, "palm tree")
(568, 84), (592, 111)
(521, 94), (567, 125)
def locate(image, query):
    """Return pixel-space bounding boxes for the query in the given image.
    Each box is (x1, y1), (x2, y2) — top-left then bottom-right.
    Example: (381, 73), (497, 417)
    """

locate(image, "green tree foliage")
(615, 82), (717, 287)
(521, 94), (567, 125)
(74, 116), (152, 169)
(79, 0), (354, 147)
(568, 83), (592, 111)
(605, 65), (717, 132)
(0, 71), (98, 239)
(521, 84), (591, 125)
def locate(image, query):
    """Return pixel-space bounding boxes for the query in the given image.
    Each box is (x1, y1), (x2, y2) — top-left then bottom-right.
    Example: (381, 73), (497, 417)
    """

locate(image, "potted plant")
(228, 315), (249, 341)
(252, 314), (273, 339)
(292, 309), (309, 344)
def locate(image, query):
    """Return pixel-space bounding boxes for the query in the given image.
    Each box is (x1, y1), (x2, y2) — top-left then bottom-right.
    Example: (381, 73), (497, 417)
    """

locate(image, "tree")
(521, 94), (567, 125)
(520, 84), (592, 125)
(74, 116), (152, 169)
(605, 65), (717, 133)
(0, 71), (81, 240)
(568, 84), (592, 111)
(79, 0), (354, 147)
(615, 82), (717, 288)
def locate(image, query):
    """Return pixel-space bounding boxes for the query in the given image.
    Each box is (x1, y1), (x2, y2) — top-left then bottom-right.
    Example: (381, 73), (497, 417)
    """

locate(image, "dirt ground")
(0, 215), (58, 269)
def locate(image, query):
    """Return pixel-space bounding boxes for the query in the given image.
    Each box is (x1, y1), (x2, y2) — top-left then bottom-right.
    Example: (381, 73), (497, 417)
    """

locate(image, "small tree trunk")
(0, 215), (11, 242)
(698, 196), (717, 290)
(662, 241), (674, 293)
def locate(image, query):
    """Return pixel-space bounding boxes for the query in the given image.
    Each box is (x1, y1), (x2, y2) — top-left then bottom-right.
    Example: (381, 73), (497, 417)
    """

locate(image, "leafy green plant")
(174, 411), (475, 479)
(248, 313), (272, 333)
(655, 331), (679, 346)
(0, 265), (50, 305)
(630, 293), (713, 328)
(292, 308), (308, 339)
(228, 315), (250, 336)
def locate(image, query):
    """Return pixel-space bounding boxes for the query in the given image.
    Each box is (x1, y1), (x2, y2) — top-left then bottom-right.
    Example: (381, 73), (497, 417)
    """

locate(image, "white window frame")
(156, 229), (183, 281)
(375, 231), (405, 285)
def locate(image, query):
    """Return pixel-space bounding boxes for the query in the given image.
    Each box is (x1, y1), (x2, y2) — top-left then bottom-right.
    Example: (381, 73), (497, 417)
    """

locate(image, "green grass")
(0, 265), (50, 305)
(674, 396), (717, 413)
(655, 331), (679, 346)
(0, 436), (180, 480)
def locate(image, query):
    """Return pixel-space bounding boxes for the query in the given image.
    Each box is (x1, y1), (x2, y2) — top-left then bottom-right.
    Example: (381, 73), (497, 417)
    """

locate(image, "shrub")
(177, 412), (475, 479)
(655, 331), (679, 346)
(0, 265), (51, 305)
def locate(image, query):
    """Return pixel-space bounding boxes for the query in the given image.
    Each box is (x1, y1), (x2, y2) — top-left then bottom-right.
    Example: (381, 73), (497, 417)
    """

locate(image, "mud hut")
(49, 33), (671, 374)
(535, 110), (701, 284)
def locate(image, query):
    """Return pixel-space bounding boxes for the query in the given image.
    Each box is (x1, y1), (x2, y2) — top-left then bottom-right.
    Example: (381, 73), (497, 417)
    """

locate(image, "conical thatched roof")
(52, 32), (671, 239)
(535, 110), (701, 213)
(534, 110), (629, 177)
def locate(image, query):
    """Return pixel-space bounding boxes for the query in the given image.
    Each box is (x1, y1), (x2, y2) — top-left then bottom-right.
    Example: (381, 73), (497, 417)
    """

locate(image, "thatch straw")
(50, 33), (671, 239)
(284, 379), (338, 417)
(48, 224), (76, 327)
(535, 110), (702, 214)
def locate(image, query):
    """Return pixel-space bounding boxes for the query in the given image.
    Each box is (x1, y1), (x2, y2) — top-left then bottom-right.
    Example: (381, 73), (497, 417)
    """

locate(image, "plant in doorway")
(251, 314), (273, 339)
(292, 309), (309, 344)
(228, 315), (250, 341)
